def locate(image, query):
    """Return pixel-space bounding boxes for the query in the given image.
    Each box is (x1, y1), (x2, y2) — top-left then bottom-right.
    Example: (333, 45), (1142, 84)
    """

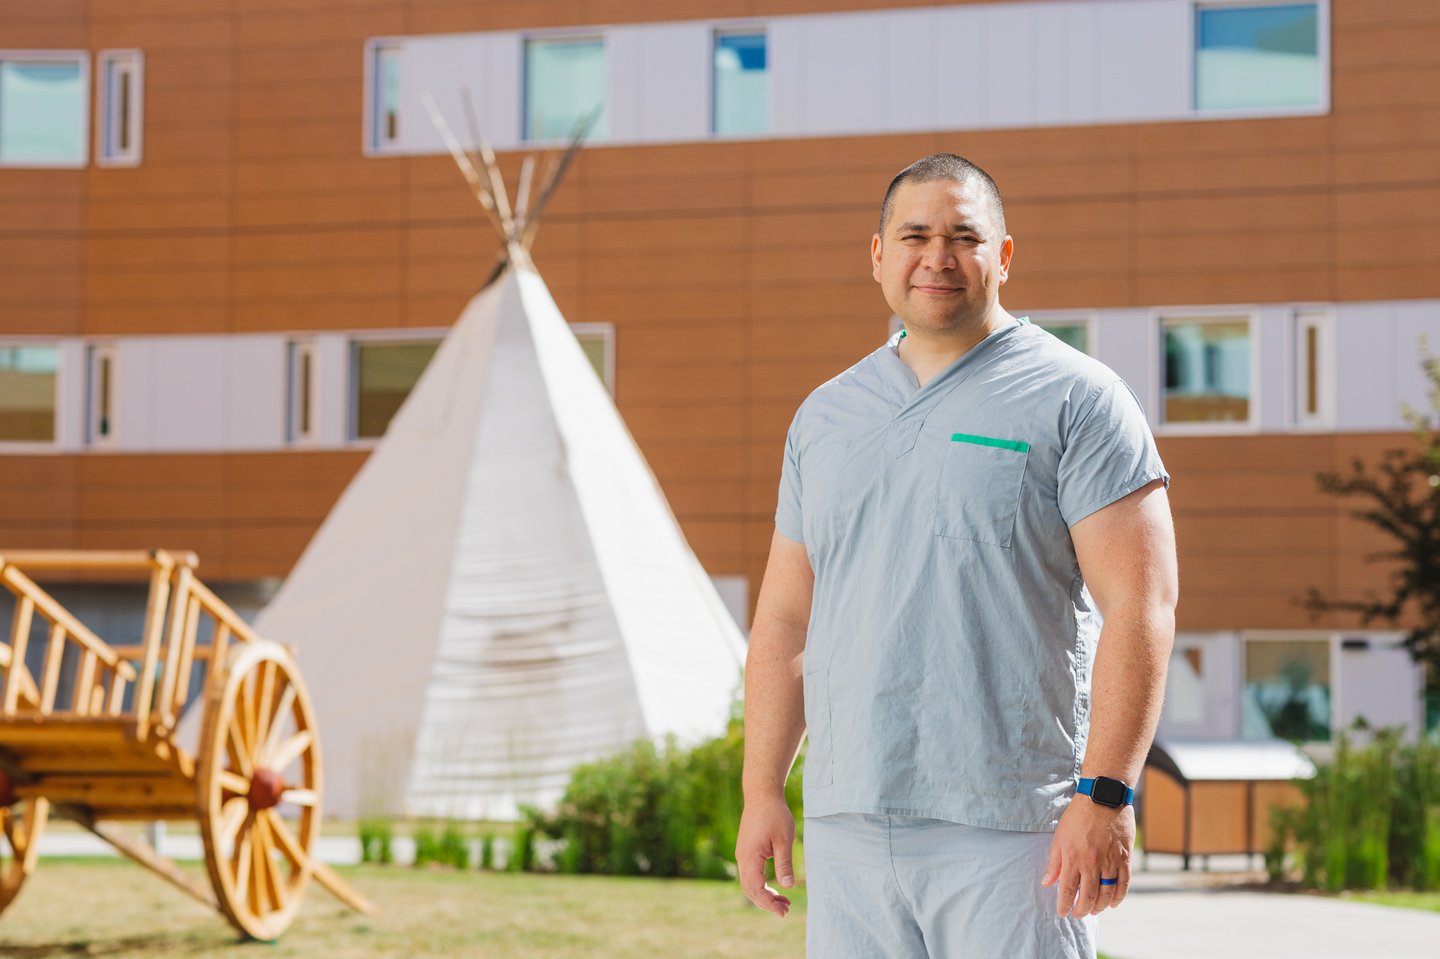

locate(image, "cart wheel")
(0, 773), (47, 916)
(197, 642), (322, 941)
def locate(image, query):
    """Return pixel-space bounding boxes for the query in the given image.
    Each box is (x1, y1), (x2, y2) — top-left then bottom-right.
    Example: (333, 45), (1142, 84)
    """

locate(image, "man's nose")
(920, 237), (955, 271)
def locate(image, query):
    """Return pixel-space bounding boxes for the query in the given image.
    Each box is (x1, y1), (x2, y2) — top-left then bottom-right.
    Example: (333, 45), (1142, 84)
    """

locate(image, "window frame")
(1188, 0), (1330, 119)
(85, 342), (117, 448)
(95, 49), (143, 167)
(0, 49), (90, 169)
(362, 38), (403, 156)
(1155, 309), (1261, 436)
(521, 33), (607, 144)
(0, 338), (61, 451)
(570, 321), (615, 395)
(345, 328), (446, 446)
(710, 27), (770, 139)
(1291, 307), (1335, 431)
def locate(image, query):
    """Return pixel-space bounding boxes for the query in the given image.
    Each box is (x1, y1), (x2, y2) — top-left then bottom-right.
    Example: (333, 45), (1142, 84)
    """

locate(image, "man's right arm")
(736, 529), (814, 919)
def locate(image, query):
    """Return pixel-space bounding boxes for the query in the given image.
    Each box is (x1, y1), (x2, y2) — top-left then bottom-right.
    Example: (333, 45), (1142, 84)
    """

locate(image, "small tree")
(1306, 342), (1440, 714)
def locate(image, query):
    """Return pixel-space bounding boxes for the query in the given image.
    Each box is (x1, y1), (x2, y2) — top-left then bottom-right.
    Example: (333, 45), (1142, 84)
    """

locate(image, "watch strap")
(1077, 776), (1135, 807)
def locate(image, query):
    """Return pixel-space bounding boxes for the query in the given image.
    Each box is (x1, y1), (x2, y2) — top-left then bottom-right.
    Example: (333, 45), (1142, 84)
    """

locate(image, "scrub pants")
(804, 814), (1097, 959)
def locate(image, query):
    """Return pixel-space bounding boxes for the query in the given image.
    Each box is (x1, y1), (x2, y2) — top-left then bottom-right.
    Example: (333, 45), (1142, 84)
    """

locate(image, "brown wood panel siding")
(0, 0), (1436, 625)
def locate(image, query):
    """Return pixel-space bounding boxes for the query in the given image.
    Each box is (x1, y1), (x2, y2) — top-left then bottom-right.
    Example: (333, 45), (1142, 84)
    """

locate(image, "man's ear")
(871, 233), (883, 282)
(997, 235), (1014, 285)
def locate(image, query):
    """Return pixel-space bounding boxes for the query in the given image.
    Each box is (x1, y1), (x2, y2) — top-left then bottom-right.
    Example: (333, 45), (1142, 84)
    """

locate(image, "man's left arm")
(1042, 477), (1178, 918)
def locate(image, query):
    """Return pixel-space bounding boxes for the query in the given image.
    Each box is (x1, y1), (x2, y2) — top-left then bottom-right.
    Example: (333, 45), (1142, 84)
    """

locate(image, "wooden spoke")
(0, 798), (49, 916)
(232, 813), (254, 905)
(218, 770), (250, 797)
(266, 730), (313, 772)
(279, 788), (317, 808)
(227, 717), (254, 777)
(260, 683), (297, 760)
(254, 660), (277, 753)
(266, 811), (306, 872)
(257, 817), (285, 914)
(238, 669), (259, 757)
(218, 796), (248, 848)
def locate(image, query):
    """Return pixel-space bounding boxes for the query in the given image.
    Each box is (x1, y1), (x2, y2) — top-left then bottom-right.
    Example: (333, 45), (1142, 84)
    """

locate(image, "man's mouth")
(914, 285), (963, 295)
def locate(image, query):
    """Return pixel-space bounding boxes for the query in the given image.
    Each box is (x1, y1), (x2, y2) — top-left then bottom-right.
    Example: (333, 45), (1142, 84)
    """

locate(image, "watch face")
(1092, 777), (1127, 807)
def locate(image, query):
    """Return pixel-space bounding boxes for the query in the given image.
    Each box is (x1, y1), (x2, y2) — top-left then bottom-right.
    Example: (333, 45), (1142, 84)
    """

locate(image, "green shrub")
(1271, 727), (1440, 891)
(412, 820), (441, 868)
(358, 816), (393, 865)
(439, 820), (470, 870)
(522, 708), (805, 879)
(480, 832), (496, 871)
(509, 823), (537, 872)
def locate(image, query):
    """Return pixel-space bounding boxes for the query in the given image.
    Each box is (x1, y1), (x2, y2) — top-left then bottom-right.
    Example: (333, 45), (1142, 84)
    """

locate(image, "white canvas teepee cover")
(254, 264), (746, 820)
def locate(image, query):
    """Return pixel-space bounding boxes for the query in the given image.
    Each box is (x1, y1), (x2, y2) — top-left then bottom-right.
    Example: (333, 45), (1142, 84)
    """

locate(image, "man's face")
(870, 178), (1014, 335)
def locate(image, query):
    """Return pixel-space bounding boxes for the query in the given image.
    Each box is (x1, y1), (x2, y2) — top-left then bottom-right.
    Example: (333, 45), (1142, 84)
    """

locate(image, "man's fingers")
(1041, 835), (1062, 886)
(774, 846), (796, 888)
(1109, 861), (1132, 909)
(1073, 867), (1100, 918)
(1091, 879), (1116, 916)
(1054, 866), (1080, 917)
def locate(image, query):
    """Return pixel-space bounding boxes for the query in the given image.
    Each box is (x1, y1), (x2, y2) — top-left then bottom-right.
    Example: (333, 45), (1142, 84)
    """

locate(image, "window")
(351, 339), (438, 439)
(1194, 3), (1321, 112)
(1162, 316), (1252, 425)
(0, 52), (87, 165)
(369, 43), (401, 151)
(87, 344), (116, 445)
(524, 37), (606, 141)
(0, 344), (58, 443)
(571, 323), (614, 393)
(1243, 636), (1331, 742)
(96, 50), (143, 165)
(713, 31), (767, 137)
(1036, 321), (1090, 354)
(287, 341), (317, 444)
(1292, 309), (1332, 428)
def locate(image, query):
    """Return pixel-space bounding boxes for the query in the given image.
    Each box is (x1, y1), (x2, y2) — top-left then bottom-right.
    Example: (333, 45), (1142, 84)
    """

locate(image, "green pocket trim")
(951, 433), (1030, 453)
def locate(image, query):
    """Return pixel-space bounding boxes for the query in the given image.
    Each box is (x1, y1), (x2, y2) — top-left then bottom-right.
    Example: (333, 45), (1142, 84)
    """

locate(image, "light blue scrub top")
(777, 320), (1169, 831)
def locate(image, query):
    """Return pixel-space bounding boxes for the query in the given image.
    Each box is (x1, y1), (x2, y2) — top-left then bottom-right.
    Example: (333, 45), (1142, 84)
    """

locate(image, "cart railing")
(0, 550), (260, 741)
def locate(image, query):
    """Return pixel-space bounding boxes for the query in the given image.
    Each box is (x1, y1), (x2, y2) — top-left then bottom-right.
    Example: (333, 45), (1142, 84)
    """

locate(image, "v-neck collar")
(878, 318), (1029, 416)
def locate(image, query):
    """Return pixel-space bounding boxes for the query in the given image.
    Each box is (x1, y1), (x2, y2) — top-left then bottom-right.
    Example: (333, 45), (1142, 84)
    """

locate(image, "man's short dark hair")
(878, 153), (1006, 238)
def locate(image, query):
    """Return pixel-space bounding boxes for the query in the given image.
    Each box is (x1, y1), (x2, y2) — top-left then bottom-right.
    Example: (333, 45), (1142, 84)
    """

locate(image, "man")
(736, 154), (1178, 958)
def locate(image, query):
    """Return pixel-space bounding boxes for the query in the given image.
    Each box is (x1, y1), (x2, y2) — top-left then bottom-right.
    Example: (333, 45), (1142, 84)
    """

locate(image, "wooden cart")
(0, 549), (372, 940)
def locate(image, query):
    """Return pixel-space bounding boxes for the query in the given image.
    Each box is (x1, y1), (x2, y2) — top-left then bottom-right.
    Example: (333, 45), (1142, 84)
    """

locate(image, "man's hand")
(1041, 797), (1135, 917)
(736, 794), (796, 917)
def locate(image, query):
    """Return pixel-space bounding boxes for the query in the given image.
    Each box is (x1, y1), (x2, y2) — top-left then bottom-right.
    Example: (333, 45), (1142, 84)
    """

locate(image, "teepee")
(253, 100), (747, 821)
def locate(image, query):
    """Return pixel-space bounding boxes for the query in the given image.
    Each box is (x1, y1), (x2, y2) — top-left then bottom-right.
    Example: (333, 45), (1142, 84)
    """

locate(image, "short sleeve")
(775, 411), (805, 543)
(1057, 380), (1169, 528)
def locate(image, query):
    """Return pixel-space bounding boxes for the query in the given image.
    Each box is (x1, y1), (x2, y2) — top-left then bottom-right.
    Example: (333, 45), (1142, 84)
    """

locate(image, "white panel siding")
(981, 3), (1038, 129)
(932, 6), (987, 133)
(1094, 0), (1190, 123)
(1335, 636), (1424, 739)
(225, 336), (287, 449)
(399, 34), (522, 155)
(617, 23), (710, 144)
(794, 13), (887, 136)
(140, 338), (229, 452)
(877, 8), (940, 134)
(1334, 302), (1399, 431)
(312, 333), (351, 446)
(766, 16), (807, 135)
(1254, 305), (1289, 432)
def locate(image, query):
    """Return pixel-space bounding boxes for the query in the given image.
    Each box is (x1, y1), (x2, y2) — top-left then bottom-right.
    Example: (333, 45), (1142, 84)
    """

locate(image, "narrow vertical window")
(287, 341), (317, 444)
(1162, 316), (1252, 425)
(0, 53), (87, 165)
(97, 50), (143, 165)
(370, 43), (401, 151)
(572, 323), (615, 394)
(524, 37), (606, 141)
(0, 344), (59, 443)
(87, 344), (116, 445)
(1293, 309), (1332, 428)
(713, 31), (768, 137)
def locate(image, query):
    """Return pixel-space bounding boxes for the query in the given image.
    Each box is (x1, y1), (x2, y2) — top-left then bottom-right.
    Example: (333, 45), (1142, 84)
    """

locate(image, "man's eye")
(901, 234), (924, 241)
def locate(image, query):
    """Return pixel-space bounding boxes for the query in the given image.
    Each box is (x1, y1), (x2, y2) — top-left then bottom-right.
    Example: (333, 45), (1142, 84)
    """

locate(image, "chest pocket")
(933, 433), (1030, 548)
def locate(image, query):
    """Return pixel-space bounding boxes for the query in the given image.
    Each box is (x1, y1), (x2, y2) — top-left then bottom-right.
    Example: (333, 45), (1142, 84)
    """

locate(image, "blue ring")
(1099, 877), (1119, 886)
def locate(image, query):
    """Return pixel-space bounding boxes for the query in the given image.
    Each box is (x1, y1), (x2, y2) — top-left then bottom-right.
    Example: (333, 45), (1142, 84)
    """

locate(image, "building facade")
(1, 0), (1436, 747)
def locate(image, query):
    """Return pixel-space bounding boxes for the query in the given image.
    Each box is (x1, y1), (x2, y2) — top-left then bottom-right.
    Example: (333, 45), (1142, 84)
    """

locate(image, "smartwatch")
(1077, 776), (1134, 808)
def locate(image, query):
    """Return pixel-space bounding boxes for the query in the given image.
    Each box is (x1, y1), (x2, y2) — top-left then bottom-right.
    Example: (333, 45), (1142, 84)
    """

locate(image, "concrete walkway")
(1100, 855), (1440, 959)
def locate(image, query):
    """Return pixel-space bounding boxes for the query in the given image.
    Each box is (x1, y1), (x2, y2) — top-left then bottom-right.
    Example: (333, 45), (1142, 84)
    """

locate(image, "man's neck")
(897, 308), (1017, 388)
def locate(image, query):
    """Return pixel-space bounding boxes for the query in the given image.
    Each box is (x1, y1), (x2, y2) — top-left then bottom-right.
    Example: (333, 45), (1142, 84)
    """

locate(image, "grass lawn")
(1340, 890), (1440, 913)
(0, 858), (806, 958)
